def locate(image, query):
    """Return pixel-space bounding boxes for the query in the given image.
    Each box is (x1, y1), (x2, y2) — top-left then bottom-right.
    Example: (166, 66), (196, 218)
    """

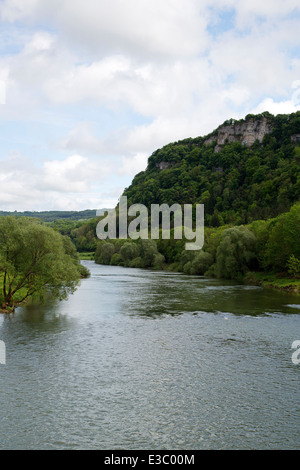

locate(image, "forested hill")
(123, 111), (300, 226)
(0, 209), (98, 222)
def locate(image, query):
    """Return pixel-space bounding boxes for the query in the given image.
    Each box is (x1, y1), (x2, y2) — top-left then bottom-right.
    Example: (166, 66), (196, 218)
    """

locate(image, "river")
(0, 261), (299, 449)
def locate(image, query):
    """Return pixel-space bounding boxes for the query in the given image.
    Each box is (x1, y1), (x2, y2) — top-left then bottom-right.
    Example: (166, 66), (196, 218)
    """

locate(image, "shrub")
(95, 242), (115, 265)
(190, 251), (214, 275)
(287, 255), (300, 277)
(120, 242), (140, 262)
(215, 226), (257, 280)
(129, 257), (143, 268)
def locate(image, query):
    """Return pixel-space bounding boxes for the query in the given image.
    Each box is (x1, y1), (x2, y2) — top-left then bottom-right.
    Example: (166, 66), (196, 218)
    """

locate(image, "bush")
(95, 242), (115, 265)
(138, 239), (160, 268)
(263, 203), (300, 271)
(110, 253), (124, 266)
(129, 257), (143, 268)
(78, 264), (91, 278)
(183, 261), (192, 274)
(190, 251), (213, 275)
(287, 255), (300, 277)
(153, 253), (165, 270)
(120, 242), (140, 262)
(215, 226), (257, 280)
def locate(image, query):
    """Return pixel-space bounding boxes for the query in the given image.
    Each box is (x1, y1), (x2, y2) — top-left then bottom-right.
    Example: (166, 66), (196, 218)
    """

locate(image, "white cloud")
(252, 98), (299, 115)
(0, 0), (300, 210)
(0, 0), (40, 22)
(1, 0), (209, 58)
(58, 122), (104, 154)
(118, 153), (148, 176)
(0, 152), (114, 210)
(0, 80), (6, 104)
(43, 155), (95, 192)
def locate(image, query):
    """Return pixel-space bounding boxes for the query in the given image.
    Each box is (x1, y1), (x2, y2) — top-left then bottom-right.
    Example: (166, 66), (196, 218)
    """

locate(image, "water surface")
(0, 262), (299, 449)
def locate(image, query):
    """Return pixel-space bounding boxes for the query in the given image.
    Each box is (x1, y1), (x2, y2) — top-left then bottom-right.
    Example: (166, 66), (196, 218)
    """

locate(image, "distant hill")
(0, 209), (100, 222)
(123, 111), (300, 226)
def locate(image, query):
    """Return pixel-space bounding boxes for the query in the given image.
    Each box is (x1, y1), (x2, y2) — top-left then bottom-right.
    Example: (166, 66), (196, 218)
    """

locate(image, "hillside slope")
(123, 111), (300, 226)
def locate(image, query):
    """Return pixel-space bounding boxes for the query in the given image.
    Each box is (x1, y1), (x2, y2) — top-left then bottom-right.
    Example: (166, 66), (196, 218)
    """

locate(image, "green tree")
(153, 253), (165, 270)
(94, 242), (115, 265)
(138, 239), (159, 268)
(215, 226), (257, 280)
(287, 255), (300, 277)
(110, 253), (124, 266)
(190, 251), (213, 275)
(0, 217), (82, 310)
(120, 242), (140, 263)
(62, 234), (90, 278)
(263, 203), (300, 271)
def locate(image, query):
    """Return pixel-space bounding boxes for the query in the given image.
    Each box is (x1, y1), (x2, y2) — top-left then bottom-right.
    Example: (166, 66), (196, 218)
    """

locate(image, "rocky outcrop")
(291, 134), (300, 144)
(204, 116), (273, 152)
(156, 161), (170, 170)
(156, 161), (177, 170)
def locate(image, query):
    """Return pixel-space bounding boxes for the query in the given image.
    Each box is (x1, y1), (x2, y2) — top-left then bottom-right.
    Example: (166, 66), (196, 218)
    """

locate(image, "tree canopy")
(123, 111), (300, 226)
(0, 217), (85, 311)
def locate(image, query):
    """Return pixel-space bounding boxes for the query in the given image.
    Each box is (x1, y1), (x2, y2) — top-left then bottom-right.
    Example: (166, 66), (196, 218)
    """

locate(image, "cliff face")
(204, 116), (273, 152)
(123, 111), (300, 226)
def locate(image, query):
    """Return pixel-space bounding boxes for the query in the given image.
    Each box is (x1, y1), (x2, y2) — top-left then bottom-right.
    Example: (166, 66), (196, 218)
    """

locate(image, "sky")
(0, 0), (300, 212)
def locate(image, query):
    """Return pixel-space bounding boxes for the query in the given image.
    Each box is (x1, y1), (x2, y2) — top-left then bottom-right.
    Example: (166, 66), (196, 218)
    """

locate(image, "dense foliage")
(95, 238), (165, 270)
(0, 217), (89, 310)
(92, 203), (300, 283)
(123, 112), (300, 226)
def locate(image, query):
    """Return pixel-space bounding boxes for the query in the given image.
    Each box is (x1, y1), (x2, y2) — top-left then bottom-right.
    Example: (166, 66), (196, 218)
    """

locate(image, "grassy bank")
(78, 252), (95, 260)
(244, 271), (300, 294)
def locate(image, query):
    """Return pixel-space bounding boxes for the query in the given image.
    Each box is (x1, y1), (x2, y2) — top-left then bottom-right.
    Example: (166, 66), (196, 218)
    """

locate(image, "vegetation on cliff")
(123, 111), (300, 227)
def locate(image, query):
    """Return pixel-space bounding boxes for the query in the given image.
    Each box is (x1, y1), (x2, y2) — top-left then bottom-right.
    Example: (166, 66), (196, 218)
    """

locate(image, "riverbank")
(78, 252), (95, 260)
(0, 306), (15, 314)
(87, 253), (300, 295)
(244, 271), (300, 294)
(77, 250), (300, 295)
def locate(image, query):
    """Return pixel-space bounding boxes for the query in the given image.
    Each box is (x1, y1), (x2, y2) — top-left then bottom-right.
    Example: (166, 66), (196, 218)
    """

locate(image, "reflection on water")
(0, 262), (299, 450)
(87, 264), (300, 318)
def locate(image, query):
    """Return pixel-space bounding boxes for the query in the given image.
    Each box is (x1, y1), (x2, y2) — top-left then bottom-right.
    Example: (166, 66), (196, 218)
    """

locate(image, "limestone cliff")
(204, 116), (273, 152)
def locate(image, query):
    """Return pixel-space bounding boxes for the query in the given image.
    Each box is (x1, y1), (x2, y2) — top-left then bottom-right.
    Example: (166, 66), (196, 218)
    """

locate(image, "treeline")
(95, 238), (165, 270)
(92, 203), (300, 281)
(123, 111), (300, 226)
(0, 209), (99, 222)
(49, 217), (100, 252)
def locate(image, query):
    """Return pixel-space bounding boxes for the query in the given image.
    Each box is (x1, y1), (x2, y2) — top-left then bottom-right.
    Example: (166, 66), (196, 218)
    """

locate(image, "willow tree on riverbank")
(0, 217), (84, 311)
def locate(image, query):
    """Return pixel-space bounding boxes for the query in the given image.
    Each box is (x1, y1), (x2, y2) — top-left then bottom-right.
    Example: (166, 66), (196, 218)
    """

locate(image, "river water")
(0, 261), (299, 450)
